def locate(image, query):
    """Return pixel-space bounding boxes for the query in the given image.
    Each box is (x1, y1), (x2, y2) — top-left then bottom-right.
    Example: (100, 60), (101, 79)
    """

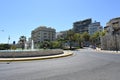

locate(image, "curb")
(95, 48), (120, 54)
(0, 51), (73, 62)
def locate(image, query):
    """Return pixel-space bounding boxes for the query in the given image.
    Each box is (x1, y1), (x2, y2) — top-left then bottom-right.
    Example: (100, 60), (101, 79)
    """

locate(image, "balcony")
(112, 22), (120, 31)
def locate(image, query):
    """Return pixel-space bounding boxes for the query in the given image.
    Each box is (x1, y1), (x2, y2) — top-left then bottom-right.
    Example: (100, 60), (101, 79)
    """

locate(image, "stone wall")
(101, 32), (120, 51)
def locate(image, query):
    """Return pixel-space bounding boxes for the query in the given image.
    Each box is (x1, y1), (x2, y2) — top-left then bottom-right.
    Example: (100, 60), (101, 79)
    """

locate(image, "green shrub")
(11, 45), (17, 50)
(50, 41), (61, 49)
(0, 44), (11, 50)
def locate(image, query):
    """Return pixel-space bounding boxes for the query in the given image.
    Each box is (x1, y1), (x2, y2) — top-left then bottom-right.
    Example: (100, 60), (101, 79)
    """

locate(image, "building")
(31, 26), (56, 48)
(101, 17), (120, 50)
(56, 31), (67, 39)
(27, 37), (32, 49)
(88, 21), (103, 35)
(73, 18), (92, 33)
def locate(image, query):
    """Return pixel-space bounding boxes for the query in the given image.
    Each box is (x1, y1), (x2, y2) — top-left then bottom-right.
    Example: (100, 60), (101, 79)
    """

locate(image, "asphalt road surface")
(0, 48), (120, 80)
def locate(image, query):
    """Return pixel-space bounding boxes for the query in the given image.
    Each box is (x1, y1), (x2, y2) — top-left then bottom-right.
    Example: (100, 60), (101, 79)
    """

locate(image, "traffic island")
(0, 50), (73, 62)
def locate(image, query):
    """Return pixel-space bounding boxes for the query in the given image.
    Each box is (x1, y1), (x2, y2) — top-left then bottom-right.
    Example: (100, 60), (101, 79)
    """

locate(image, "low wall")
(0, 50), (63, 58)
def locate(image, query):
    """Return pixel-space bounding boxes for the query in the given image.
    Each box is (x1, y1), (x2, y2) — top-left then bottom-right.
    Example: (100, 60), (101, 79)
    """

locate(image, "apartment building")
(101, 17), (120, 50)
(56, 31), (68, 39)
(88, 21), (103, 35)
(73, 18), (92, 33)
(31, 26), (56, 48)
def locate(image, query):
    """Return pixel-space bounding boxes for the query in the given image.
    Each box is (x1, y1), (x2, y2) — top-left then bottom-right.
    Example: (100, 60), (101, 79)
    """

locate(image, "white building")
(31, 26), (56, 48)
(88, 22), (103, 35)
(56, 31), (67, 39)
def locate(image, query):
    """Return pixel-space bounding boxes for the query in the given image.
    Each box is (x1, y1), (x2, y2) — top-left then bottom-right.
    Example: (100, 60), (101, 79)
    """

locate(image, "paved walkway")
(0, 51), (73, 62)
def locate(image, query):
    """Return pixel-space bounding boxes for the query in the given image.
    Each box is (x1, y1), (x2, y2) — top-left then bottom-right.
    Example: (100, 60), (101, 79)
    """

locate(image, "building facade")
(88, 21), (103, 35)
(31, 26), (56, 48)
(56, 31), (67, 39)
(73, 18), (92, 33)
(101, 17), (120, 51)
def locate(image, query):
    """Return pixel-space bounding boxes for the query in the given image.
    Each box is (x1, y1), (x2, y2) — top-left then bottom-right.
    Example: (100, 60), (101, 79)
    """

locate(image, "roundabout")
(0, 50), (73, 62)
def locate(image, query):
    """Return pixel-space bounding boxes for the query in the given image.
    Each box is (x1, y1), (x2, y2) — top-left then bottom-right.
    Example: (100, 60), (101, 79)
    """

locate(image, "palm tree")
(19, 36), (26, 49)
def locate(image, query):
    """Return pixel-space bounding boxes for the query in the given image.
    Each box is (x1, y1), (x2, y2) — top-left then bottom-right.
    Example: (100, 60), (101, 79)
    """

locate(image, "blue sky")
(0, 0), (120, 43)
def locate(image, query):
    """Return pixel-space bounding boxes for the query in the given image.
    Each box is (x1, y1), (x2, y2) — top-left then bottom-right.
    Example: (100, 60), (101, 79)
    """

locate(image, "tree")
(19, 36), (26, 50)
(50, 41), (60, 49)
(81, 32), (90, 41)
(81, 32), (90, 47)
(67, 29), (75, 50)
(100, 30), (106, 36)
(57, 38), (65, 49)
(90, 31), (101, 47)
(74, 33), (83, 48)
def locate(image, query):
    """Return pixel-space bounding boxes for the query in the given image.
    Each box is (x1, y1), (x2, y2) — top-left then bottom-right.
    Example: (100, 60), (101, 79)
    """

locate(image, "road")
(0, 48), (120, 80)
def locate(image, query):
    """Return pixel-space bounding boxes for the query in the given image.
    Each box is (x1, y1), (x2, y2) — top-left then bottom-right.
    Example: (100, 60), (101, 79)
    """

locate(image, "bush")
(50, 41), (61, 49)
(38, 41), (50, 49)
(11, 45), (17, 50)
(0, 44), (11, 50)
(38, 41), (64, 49)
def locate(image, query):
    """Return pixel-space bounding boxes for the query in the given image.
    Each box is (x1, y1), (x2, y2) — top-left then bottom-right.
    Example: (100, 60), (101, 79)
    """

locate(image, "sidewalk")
(96, 47), (120, 54)
(0, 51), (73, 62)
